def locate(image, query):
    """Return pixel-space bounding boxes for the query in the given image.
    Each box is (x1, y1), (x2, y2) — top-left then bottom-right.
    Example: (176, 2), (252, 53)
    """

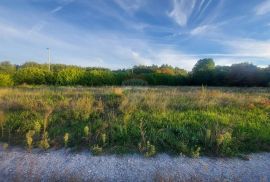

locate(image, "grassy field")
(0, 86), (269, 157)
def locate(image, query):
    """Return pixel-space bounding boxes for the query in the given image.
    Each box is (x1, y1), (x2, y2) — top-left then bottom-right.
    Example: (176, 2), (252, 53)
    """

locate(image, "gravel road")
(0, 146), (269, 182)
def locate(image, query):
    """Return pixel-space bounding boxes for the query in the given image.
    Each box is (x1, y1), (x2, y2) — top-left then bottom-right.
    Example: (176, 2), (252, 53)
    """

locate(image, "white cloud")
(130, 51), (152, 65)
(114, 0), (144, 12)
(198, 0), (206, 12)
(154, 50), (198, 70)
(223, 38), (270, 58)
(190, 24), (217, 35)
(255, 0), (270, 15)
(51, 6), (63, 14)
(168, 0), (196, 27)
(198, 0), (213, 17)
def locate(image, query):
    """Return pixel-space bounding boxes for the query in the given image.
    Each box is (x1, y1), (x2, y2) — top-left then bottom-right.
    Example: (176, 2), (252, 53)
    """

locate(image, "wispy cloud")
(197, 0), (213, 18)
(50, 6), (63, 14)
(254, 0), (270, 15)
(190, 24), (217, 36)
(114, 0), (144, 13)
(0, 0), (269, 69)
(168, 0), (196, 27)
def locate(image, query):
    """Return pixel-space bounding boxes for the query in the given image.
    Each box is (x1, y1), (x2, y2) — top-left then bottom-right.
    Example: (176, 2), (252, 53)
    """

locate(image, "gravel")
(0, 146), (269, 182)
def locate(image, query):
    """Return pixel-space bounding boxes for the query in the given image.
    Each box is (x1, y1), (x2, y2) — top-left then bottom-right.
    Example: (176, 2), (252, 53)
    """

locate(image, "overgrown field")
(0, 86), (269, 157)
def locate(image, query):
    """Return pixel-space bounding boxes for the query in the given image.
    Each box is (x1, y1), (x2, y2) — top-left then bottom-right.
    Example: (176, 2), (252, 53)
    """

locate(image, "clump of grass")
(191, 146), (201, 158)
(39, 131), (50, 150)
(91, 145), (103, 155)
(63, 133), (69, 148)
(26, 130), (35, 151)
(144, 141), (156, 157)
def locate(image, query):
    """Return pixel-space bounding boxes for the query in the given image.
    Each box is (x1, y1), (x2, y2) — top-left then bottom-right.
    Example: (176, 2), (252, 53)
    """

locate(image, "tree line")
(0, 59), (269, 87)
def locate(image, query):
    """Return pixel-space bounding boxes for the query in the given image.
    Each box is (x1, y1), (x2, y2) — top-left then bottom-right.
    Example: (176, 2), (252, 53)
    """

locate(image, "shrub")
(122, 79), (148, 86)
(0, 73), (13, 87)
(82, 70), (115, 86)
(14, 67), (48, 85)
(56, 68), (85, 85)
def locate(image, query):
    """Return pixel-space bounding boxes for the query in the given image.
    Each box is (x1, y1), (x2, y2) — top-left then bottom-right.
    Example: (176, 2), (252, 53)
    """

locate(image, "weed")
(91, 145), (103, 155)
(26, 130), (35, 151)
(63, 133), (69, 147)
(39, 131), (50, 150)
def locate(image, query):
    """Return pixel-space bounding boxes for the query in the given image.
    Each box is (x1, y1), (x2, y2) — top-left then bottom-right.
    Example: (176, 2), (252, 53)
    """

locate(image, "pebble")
(0, 146), (269, 182)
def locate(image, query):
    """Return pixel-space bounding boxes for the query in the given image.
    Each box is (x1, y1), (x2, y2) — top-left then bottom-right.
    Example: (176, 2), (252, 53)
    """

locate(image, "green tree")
(192, 58), (215, 85)
(228, 63), (260, 86)
(213, 66), (231, 86)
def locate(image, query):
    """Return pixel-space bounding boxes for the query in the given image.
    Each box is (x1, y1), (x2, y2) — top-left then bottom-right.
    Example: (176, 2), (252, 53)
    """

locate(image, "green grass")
(0, 86), (269, 157)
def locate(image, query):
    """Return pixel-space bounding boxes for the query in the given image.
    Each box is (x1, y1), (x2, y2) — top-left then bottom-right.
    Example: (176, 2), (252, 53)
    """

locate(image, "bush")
(0, 73), (13, 86)
(122, 79), (148, 86)
(14, 67), (48, 85)
(82, 70), (115, 86)
(56, 68), (85, 85)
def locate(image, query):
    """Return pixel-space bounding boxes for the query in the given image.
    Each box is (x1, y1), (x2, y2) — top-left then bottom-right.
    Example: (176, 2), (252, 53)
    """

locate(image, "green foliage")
(228, 63), (261, 86)
(0, 73), (13, 87)
(14, 67), (49, 85)
(192, 58), (215, 85)
(56, 68), (85, 85)
(82, 69), (115, 86)
(122, 79), (148, 86)
(0, 87), (269, 157)
(91, 145), (103, 155)
(0, 60), (269, 87)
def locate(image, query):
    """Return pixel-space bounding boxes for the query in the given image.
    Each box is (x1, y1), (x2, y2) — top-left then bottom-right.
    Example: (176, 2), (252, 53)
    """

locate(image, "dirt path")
(0, 146), (269, 182)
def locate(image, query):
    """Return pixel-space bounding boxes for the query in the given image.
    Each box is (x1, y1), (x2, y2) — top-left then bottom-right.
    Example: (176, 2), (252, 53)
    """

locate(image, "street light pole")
(46, 48), (51, 71)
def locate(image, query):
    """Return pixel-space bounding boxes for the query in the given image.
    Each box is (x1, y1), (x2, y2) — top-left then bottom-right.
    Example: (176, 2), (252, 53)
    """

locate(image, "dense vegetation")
(0, 59), (269, 87)
(0, 87), (269, 157)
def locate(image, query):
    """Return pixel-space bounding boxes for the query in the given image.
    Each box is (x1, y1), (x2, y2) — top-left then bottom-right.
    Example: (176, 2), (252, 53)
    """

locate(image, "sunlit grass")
(0, 86), (269, 156)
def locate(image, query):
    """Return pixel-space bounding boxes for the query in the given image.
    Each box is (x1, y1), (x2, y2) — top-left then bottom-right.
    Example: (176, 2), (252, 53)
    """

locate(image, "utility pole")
(46, 48), (51, 71)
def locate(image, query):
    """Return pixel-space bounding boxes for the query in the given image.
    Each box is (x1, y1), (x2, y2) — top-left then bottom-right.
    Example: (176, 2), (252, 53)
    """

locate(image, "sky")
(0, 0), (270, 70)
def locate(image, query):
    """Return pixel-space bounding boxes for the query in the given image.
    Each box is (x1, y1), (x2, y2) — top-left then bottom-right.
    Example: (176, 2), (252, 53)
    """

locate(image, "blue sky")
(0, 0), (270, 70)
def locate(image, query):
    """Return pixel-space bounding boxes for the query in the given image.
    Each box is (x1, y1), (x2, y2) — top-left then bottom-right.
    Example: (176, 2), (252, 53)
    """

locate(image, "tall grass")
(0, 86), (269, 156)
